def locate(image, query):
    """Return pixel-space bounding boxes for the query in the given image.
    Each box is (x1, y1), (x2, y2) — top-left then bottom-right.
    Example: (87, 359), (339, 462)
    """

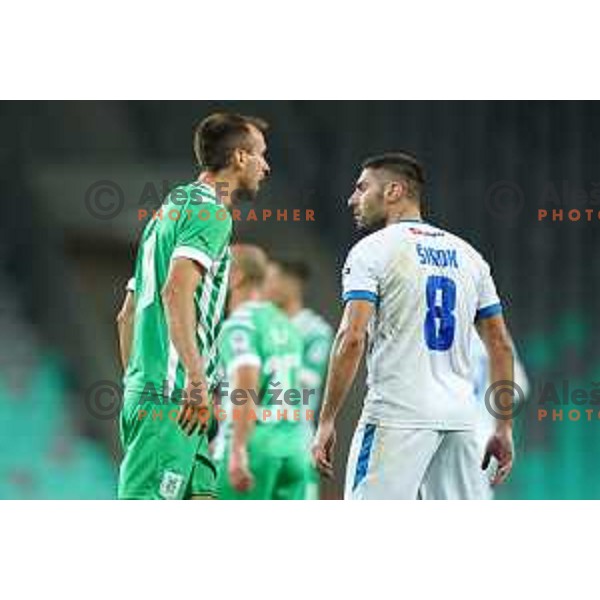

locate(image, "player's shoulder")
(424, 222), (489, 268)
(348, 220), (439, 256)
(227, 300), (290, 330)
(348, 227), (391, 255)
(223, 302), (261, 331)
(166, 182), (232, 218)
(294, 308), (333, 338)
(265, 302), (300, 334)
(168, 181), (216, 203)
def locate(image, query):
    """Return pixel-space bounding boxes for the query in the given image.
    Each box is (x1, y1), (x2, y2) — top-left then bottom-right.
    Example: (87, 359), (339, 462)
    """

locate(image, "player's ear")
(384, 180), (404, 204)
(228, 266), (244, 290)
(230, 147), (246, 171)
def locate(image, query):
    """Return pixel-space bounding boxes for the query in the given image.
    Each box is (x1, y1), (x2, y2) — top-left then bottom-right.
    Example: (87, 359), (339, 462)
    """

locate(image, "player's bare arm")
(312, 299), (374, 478)
(228, 364), (260, 492)
(476, 314), (515, 486)
(116, 290), (135, 371)
(162, 257), (209, 436)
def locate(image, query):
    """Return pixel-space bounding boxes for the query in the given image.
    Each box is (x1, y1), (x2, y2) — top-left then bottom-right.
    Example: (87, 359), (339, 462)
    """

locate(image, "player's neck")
(197, 171), (237, 208)
(229, 286), (263, 311)
(284, 298), (303, 317)
(386, 208), (422, 226)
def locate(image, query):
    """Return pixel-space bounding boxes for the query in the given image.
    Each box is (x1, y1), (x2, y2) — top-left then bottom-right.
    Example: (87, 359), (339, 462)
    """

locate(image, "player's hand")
(177, 376), (210, 436)
(481, 425), (514, 486)
(312, 420), (336, 479)
(229, 446), (254, 492)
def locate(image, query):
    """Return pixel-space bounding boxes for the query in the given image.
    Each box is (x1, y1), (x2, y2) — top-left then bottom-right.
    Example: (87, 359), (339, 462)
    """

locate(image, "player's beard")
(358, 202), (386, 231)
(231, 172), (262, 204)
(231, 187), (257, 204)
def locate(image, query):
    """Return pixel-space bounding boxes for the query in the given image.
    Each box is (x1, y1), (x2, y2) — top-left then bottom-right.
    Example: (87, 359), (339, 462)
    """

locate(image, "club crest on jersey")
(159, 470), (184, 499)
(230, 330), (251, 354)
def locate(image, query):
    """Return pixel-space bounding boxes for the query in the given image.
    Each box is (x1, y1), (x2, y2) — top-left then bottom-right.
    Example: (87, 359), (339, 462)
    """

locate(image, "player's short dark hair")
(271, 258), (311, 284)
(362, 152), (425, 202)
(193, 112), (268, 171)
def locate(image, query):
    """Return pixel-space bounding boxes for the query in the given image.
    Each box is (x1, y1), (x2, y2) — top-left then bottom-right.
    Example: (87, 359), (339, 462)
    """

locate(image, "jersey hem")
(172, 246), (213, 271)
(342, 290), (379, 304)
(476, 302), (503, 320)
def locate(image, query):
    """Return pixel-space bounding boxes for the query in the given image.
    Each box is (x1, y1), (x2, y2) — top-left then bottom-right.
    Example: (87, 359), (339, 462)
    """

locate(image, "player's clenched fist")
(312, 420), (336, 480)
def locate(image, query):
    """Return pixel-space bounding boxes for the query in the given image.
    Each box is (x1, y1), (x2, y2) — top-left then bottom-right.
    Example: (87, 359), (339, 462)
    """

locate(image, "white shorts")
(344, 422), (489, 500)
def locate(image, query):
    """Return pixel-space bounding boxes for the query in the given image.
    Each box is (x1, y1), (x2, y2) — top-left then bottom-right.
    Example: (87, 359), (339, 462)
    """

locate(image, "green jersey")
(215, 301), (304, 443)
(124, 181), (232, 398)
(214, 301), (311, 499)
(292, 308), (334, 425)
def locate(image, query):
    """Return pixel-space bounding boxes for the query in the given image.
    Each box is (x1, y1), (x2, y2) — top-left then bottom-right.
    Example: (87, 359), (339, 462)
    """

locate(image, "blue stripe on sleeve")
(342, 290), (379, 304)
(475, 302), (503, 320)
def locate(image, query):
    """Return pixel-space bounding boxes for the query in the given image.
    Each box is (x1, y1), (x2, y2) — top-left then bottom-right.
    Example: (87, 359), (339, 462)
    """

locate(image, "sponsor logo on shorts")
(159, 470), (184, 500)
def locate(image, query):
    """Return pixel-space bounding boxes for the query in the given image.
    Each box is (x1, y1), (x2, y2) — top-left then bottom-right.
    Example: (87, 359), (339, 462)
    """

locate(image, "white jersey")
(342, 220), (502, 430)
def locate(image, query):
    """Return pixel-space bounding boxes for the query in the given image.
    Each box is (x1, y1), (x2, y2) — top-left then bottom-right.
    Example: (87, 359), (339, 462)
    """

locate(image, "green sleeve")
(172, 202), (232, 271)
(219, 322), (262, 379)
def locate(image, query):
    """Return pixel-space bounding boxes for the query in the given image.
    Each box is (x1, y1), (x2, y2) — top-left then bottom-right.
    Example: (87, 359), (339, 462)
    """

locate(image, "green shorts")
(305, 463), (320, 500)
(118, 390), (217, 500)
(217, 424), (310, 500)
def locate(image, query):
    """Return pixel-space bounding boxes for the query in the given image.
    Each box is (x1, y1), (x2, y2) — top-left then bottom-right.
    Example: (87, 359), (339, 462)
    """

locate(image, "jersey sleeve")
(219, 322), (261, 379)
(126, 277), (136, 293)
(475, 259), (502, 320)
(171, 202), (232, 272)
(341, 241), (381, 304)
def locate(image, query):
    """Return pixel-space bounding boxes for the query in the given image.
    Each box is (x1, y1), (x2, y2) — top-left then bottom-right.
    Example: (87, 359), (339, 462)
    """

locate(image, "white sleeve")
(475, 259), (502, 320)
(126, 277), (136, 293)
(341, 241), (380, 304)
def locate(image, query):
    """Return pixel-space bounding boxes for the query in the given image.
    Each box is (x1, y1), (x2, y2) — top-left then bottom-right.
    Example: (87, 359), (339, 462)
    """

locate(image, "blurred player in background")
(214, 245), (310, 499)
(265, 258), (333, 499)
(312, 152), (515, 499)
(116, 113), (269, 499)
(472, 332), (529, 498)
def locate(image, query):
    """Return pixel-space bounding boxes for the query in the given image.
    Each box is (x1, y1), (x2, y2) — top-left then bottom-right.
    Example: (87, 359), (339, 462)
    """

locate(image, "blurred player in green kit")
(116, 113), (270, 499)
(264, 259), (333, 499)
(214, 245), (311, 500)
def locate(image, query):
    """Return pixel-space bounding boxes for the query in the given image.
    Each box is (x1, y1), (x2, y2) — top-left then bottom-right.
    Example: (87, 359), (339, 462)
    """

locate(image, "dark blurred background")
(1, 100), (599, 499)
